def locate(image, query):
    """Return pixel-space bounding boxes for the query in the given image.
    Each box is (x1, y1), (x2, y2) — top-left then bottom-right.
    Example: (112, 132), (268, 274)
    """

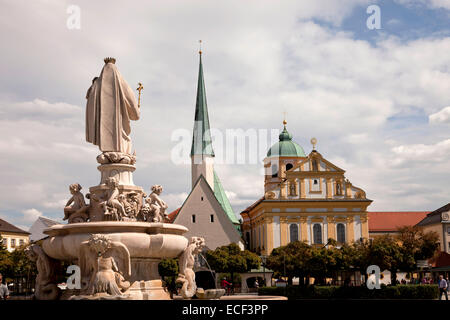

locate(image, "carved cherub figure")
(63, 183), (89, 223)
(144, 185), (168, 222)
(78, 234), (131, 297)
(101, 177), (126, 221)
(176, 237), (206, 299)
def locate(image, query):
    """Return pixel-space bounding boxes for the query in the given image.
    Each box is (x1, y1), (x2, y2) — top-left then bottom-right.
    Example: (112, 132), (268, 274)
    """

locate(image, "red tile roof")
(167, 208), (180, 223)
(368, 211), (430, 232)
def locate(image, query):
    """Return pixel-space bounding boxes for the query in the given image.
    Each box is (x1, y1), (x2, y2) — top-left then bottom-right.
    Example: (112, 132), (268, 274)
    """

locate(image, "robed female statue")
(85, 58), (140, 154)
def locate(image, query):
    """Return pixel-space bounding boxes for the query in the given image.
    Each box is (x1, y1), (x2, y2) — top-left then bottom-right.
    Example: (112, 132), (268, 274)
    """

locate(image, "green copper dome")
(267, 126), (306, 157)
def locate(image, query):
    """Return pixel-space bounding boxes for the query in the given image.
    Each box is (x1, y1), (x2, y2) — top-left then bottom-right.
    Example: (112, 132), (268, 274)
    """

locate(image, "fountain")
(27, 58), (207, 300)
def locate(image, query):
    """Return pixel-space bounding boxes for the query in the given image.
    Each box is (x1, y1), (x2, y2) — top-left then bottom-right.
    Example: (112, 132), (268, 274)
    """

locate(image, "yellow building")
(240, 121), (372, 255)
(0, 218), (30, 252)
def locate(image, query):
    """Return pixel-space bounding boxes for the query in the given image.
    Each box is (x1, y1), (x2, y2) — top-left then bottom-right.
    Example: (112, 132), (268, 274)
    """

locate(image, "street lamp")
(260, 255), (267, 286)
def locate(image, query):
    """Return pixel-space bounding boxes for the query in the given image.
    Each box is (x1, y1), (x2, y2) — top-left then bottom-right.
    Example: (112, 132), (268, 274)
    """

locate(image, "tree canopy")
(205, 243), (260, 285)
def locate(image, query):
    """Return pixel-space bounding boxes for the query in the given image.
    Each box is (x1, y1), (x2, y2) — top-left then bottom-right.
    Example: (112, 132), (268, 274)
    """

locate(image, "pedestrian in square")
(438, 275), (448, 300)
(0, 274), (9, 300)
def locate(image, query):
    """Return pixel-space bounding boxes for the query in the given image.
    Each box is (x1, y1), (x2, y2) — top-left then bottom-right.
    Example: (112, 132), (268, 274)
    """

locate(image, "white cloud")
(391, 139), (450, 164)
(429, 106), (450, 124)
(0, 0), (449, 225)
(21, 208), (42, 223)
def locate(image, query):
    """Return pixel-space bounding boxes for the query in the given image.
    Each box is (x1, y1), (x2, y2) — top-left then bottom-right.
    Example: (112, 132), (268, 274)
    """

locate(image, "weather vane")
(136, 82), (143, 108)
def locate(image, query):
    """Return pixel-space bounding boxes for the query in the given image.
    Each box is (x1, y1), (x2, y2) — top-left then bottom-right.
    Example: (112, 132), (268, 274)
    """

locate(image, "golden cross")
(136, 82), (143, 108)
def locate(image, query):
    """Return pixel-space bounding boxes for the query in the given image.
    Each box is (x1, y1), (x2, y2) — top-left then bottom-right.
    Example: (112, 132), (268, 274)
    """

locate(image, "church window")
(290, 224), (299, 242)
(210, 214), (214, 223)
(337, 223), (346, 243)
(192, 215), (196, 223)
(313, 224), (322, 244)
(314, 179), (318, 185)
(201, 196), (204, 201)
(286, 163), (293, 171)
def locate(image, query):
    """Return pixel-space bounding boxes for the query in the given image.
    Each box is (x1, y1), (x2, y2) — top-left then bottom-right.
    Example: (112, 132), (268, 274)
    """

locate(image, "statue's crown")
(104, 57), (116, 64)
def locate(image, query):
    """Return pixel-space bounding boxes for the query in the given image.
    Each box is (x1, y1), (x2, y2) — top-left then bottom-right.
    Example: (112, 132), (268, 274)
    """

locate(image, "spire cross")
(199, 40), (202, 55)
(136, 82), (143, 108)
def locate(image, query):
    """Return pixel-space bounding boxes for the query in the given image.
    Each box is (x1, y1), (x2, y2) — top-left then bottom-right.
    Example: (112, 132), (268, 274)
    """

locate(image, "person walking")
(438, 275), (448, 300)
(254, 279), (259, 290)
(0, 274), (9, 300)
(221, 277), (232, 295)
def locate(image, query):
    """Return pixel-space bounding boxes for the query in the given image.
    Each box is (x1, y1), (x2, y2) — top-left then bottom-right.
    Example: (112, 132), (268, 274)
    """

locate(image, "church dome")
(266, 124), (306, 158)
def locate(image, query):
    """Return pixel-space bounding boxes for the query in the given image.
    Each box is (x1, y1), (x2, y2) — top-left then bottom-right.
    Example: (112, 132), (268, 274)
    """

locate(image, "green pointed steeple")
(191, 52), (215, 157)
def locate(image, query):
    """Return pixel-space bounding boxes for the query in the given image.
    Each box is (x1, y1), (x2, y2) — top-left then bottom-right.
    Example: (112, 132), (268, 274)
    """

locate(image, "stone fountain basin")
(42, 221), (189, 261)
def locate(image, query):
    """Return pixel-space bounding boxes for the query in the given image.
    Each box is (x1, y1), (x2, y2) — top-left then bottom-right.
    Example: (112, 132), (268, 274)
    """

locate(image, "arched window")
(286, 163), (293, 171)
(337, 223), (346, 243)
(289, 224), (299, 242)
(246, 232), (250, 248)
(271, 164), (278, 178)
(313, 224), (322, 244)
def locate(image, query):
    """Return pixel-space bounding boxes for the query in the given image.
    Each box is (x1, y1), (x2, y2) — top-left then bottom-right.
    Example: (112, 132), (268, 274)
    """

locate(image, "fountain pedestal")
(42, 222), (189, 300)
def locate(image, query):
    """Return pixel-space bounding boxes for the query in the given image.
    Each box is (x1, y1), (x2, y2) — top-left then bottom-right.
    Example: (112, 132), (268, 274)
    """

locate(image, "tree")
(305, 246), (337, 285)
(158, 258), (179, 299)
(396, 226), (439, 281)
(205, 243), (260, 289)
(366, 235), (403, 285)
(266, 241), (312, 285)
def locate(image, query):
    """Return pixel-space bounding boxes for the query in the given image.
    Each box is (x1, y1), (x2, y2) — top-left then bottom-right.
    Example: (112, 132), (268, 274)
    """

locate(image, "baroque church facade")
(169, 50), (243, 250)
(241, 121), (372, 256)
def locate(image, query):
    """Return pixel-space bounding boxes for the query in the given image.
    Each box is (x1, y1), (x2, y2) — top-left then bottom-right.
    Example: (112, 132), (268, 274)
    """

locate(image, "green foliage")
(266, 226), (439, 286)
(397, 226), (439, 263)
(266, 241), (311, 284)
(158, 258), (179, 277)
(258, 284), (439, 300)
(0, 242), (36, 281)
(158, 259), (179, 298)
(205, 243), (260, 286)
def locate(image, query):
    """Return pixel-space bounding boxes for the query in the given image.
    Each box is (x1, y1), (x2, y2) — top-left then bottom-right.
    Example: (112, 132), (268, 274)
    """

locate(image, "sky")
(0, 0), (449, 231)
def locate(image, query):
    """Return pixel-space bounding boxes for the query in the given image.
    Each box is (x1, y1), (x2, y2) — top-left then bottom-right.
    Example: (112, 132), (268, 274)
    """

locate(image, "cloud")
(0, 1), (449, 227)
(21, 208), (42, 223)
(395, 0), (450, 10)
(429, 106), (450, 124)
(390, 139), (450, 164)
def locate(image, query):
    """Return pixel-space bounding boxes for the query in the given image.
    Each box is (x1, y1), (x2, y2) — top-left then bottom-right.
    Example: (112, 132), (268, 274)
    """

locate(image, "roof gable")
(0, 218), (30, 235)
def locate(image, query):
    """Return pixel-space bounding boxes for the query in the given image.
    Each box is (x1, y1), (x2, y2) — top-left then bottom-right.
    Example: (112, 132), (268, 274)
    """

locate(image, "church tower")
(191, 48), (215, 191)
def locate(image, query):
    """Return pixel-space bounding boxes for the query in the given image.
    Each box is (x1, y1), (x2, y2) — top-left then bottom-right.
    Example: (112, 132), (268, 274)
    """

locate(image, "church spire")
(191, 43), (215, 157)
